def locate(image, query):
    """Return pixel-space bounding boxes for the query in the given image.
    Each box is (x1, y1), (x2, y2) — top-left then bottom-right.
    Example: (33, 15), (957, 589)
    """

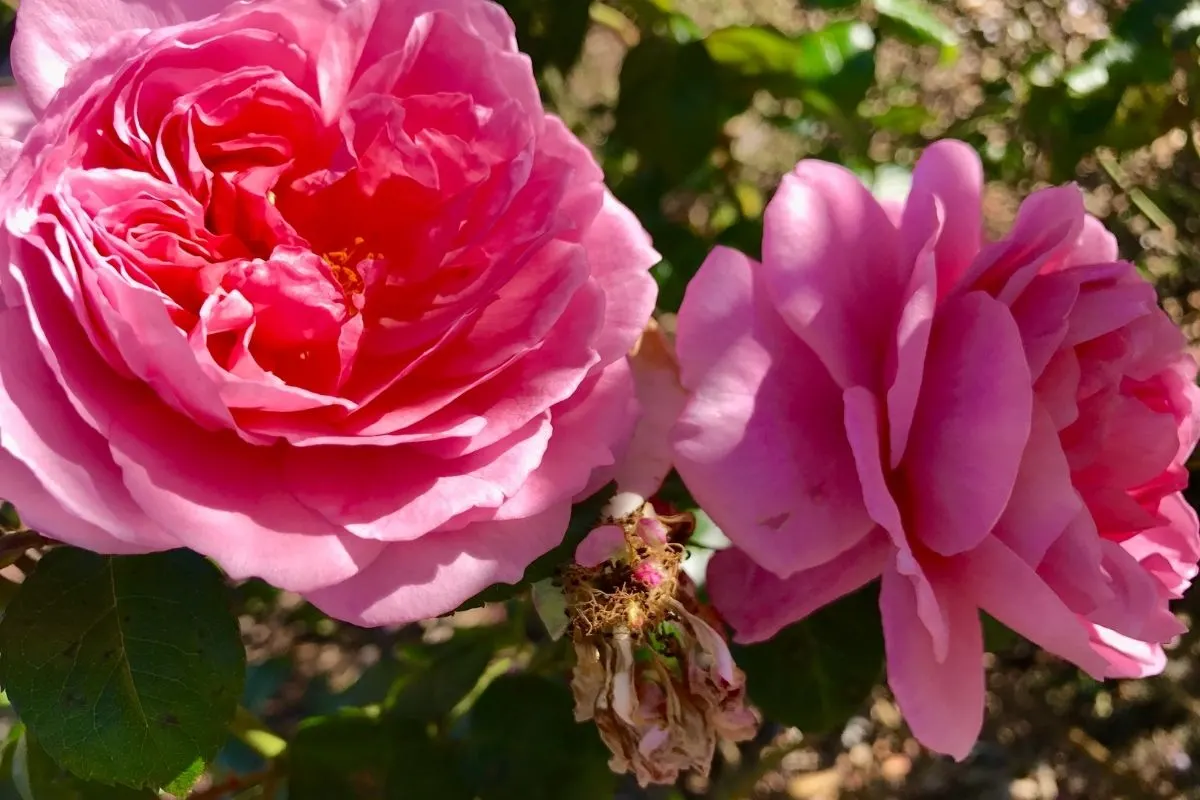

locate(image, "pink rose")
(672, 140), (1200, 757)
(0, 0), (658, 624)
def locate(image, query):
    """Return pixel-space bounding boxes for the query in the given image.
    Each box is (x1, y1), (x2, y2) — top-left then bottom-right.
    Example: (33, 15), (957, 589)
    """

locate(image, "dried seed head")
(565, 496), (758, 786)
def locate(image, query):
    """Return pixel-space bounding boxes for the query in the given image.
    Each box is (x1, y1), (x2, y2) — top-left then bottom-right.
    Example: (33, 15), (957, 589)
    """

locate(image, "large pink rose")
(673, 140), (1200, 758)
(0, 0), (658, 624)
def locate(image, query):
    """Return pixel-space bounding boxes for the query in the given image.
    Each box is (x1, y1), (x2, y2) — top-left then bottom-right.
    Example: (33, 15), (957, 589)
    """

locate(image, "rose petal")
(1090, 626), (1167, 679)
(673, 247), (874, 577)
(494, 359), (639, 521)
(904, 291), (1032, 556)
(0, 86), (34, 143)
(576, 524), (626, 568)
(614, 320), (686, 499)
(284, 415), (552, 542)
(886, 198), (938, 467)
(306, 504), (571, 626)
(12, 0), (236, 114)
(881, 559), (984, 761)
(843, 386), (948, 658)
(0, 448), (160, 554)
(991, 401), (1082, 566)
(0, 308), (176, 549)
(761, 160), (905, 389)
(961, 185), (1085, 304)
(961, 536), (1109, 676)
(901, 139), (983, 296)
(706, 531), (891, 643)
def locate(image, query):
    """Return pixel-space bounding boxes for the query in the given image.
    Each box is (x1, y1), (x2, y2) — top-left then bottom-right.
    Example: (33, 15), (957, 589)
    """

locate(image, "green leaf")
(455, 485), (615, 610)
(12, 734), (156, 800)
(874, 0), (959, 59)
(383, 720), (472, 800)
(1115, 0), (1192, 44)
(868, 104), (934, 134)
(161, 758), (205, 797)
(0, 502), (21, 531)
(614, 37), (728, 182)
(705, 22), (876, 104)
(289, 712), (471, 800)
(1064, 39), (1137, 97)
(499, 0), (591, 73)
(735, 583), (884, 733)
(289, 713), (386, 800)
(531, 579), (568, 641)
(704, 25), (803, 77)
(982, 613), (1024, 655)
(703, 22), (876, 123)
(464, 675), (615, 800)
(387, 629), (497, 724)
(0, 726), (24, 800)
(0, 549), (245, 789)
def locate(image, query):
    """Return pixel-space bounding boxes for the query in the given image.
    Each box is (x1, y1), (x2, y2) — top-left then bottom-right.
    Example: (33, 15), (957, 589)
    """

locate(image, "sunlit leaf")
(874, 0), (959, 60)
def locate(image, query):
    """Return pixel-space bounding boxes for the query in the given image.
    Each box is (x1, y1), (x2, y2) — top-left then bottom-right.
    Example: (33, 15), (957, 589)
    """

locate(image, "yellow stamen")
(320, 237), (381, 316)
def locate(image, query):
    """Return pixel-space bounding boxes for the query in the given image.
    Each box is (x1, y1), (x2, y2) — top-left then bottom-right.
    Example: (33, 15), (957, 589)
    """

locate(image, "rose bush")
(674, 141), (1200, 758)
(0, 0), (658, 624)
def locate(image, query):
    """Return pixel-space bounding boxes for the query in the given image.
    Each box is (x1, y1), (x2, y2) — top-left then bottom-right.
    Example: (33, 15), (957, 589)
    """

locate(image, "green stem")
(229, 707), (287, 761)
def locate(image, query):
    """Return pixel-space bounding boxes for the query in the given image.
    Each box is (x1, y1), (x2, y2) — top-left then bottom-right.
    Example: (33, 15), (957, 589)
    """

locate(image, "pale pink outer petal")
(109, 404), (388, 593)
(1090, 626), (1167, 679)
(613, 321), (686, 499)
(960, 536), (1110, 676)
(961, 185), (1085, 305)
(880, 561), (983, 761)
(581, 190), (661, 364)
(761, 160), (906, 390)
(1122, 493), (1200, 596)
(283, 416), (552, 542)
(1087, 540), (1185, 642)
(1063, 215), (1119, 268)
(11, 0), (237, 114)
(537, 113), (660, 366)
(903, 291), (1032, 556)
(305, 504), (571, 626)
(575, 524), (625, 568)
(0, 309), (176, 550)
(360, 0), (520, 69)
(0, 85), (34, 142)
(0, 449), (156, 554)
(493, 360), (638, 521)
(705, 531), (891, 643)
(672, 246), (874, 578)
(900, 139), (983, 297)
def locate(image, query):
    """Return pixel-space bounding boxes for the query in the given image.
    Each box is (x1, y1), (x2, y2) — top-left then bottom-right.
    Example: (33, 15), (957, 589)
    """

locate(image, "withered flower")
(562, 495), (759, 786)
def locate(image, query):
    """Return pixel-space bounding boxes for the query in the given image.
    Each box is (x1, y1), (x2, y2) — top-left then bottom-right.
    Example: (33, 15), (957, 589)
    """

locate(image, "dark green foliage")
(0, 551), (244, 789)
(463, 675), (616, 800)
(734, 584), (886, 734)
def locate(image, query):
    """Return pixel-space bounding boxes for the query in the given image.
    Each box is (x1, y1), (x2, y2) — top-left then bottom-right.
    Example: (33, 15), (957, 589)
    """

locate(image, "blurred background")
(4, 0), (1200, 798)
